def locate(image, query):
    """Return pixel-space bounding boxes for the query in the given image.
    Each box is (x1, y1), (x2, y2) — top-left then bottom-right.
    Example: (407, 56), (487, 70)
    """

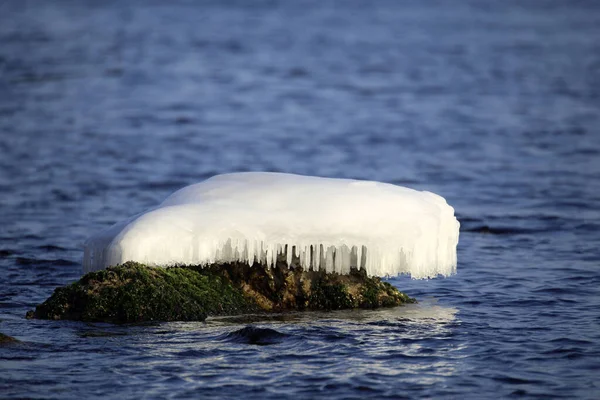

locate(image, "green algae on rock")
(26, 262), (254, 323)
(27, 261), (415, 323)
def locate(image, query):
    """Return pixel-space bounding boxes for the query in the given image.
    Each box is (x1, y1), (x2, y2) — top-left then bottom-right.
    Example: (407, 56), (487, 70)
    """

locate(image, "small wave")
(15, 257), (79, 267)
(532, 287), (578, 295)
(461, 225), (543, 235)
(78, 331), (129, 338)
(175, 349), (212, 358)
(36, 245), (68, 252)
(542, 347), (586, 360)
(546, 338), (594, 346)
(491, 374), (546, 385)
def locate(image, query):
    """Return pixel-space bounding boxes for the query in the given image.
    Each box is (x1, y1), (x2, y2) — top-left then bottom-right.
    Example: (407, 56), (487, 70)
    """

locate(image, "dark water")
(1, 0), (600, 398)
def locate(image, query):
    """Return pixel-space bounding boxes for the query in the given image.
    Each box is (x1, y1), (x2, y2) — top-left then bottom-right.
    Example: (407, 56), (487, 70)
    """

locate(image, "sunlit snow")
(83, 172), (459, 278)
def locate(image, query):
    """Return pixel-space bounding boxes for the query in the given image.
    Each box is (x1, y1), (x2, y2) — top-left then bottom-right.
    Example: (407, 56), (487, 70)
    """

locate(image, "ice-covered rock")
(84, 172), (459, 279)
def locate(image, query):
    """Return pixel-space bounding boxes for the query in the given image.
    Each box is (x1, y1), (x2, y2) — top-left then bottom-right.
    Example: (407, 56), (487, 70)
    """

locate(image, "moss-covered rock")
(307, 268), (415, 310)
(26, 262), (255, 323)
(27, 261), (415, 323)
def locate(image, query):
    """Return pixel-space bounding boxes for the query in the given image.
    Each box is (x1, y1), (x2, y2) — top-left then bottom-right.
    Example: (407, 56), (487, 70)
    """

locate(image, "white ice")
(83, 172), (460, 279)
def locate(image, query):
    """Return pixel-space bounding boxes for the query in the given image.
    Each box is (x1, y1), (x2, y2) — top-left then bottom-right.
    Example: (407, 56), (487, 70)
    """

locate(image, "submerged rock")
(27, 261), (415, 323)
(0, 332), (19, 344)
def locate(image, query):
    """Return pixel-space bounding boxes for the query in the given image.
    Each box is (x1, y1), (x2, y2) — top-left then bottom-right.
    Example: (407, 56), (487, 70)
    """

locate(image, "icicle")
(286, 244), (293, 266)
(333, 246), (341, 273)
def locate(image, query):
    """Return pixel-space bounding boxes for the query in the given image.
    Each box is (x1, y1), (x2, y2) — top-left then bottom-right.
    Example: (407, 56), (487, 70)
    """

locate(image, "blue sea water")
(1, 0), (599, 398)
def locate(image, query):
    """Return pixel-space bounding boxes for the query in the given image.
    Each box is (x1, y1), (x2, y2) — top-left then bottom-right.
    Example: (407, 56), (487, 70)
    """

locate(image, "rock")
(0, 332), (19, 344)
(27, 261), (415, 323)
(26, 262), (253, 323)
(207, 261), (416, 311)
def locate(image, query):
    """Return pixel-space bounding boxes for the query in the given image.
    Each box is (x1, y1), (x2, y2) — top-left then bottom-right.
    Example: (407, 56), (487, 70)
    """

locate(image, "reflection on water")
(207, 301), (457, 326)
(57, 303), (464, 390)
(181, 303), (462, 387)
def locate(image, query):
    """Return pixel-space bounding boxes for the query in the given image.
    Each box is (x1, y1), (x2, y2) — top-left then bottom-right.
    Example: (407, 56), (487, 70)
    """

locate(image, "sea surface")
(1, 0), (599, 398)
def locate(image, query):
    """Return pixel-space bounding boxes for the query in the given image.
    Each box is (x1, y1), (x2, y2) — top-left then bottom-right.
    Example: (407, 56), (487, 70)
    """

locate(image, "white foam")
(83, 172), (459, 278)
